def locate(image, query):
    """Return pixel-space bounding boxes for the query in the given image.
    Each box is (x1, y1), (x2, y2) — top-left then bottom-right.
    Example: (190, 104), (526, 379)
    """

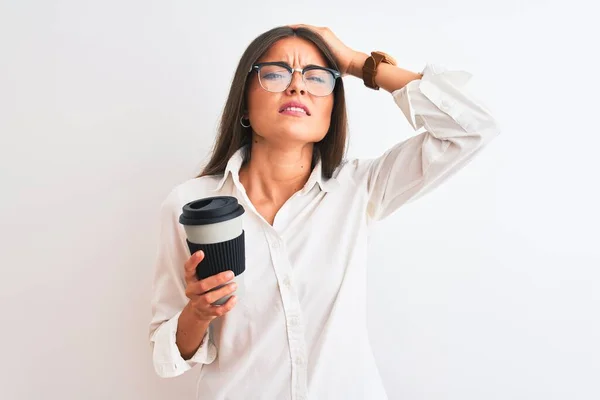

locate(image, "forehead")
(257, 37), (328, 66)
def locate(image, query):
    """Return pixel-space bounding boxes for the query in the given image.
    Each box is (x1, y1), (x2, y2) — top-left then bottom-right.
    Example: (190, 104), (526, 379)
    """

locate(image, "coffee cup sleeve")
(186, 231), (246, 281)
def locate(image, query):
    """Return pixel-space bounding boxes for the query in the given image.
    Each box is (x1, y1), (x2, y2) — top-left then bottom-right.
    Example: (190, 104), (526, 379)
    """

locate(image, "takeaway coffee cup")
(179, 196), (246, 305)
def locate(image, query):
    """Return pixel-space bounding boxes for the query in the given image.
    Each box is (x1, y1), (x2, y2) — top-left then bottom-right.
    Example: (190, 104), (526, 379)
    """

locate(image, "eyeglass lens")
(257, 65), (336, 96)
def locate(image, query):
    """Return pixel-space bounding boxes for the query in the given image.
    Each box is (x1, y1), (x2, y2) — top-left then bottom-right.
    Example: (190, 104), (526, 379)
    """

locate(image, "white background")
(1, 1), (598, 399)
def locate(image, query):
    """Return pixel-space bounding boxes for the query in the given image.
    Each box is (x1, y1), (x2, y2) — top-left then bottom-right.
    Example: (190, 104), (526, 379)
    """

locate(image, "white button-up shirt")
(149, 64), (500, 400)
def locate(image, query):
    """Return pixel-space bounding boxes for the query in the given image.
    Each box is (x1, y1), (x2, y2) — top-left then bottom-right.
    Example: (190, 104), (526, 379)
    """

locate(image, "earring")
(240, 116), (251, 128)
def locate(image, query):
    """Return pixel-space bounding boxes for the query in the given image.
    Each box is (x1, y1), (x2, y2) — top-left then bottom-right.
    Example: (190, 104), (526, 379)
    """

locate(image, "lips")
(279, 101), (311, 116)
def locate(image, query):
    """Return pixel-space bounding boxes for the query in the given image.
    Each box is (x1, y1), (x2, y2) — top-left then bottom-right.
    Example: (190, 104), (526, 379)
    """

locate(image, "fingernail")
(197, 250), (204, 257)
(227, 271), (234, 279)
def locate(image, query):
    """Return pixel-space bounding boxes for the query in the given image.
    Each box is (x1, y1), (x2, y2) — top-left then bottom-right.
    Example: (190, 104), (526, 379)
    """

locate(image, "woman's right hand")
(184, 250), (238, 323)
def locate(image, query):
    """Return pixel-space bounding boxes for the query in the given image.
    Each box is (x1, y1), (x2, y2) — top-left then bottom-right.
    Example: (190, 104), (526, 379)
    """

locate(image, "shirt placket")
(265, 226), (309, 400)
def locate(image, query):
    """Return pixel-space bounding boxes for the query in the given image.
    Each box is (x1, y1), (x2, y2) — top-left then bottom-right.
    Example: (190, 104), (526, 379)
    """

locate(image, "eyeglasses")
(249, 62), (341, 97)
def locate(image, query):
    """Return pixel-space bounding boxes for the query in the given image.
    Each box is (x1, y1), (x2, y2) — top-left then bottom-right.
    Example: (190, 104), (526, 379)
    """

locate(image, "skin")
(239, 36), (335, 226)
(176, 25), (423, 359)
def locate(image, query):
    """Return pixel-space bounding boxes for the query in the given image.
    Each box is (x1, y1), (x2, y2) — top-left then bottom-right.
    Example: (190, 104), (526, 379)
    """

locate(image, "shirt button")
(296, 356), (304, 366)
(283, 276), (292, 288)
(289, 316), (299, 327)
(442, 98), (456, 110)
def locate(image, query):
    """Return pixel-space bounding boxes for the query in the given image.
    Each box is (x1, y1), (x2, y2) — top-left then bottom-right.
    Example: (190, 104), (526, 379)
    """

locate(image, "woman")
(149, 24), (499, 399)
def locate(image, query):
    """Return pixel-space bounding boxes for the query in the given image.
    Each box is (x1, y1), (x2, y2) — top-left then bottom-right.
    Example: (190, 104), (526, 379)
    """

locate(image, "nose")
(286, 69), (306, 95)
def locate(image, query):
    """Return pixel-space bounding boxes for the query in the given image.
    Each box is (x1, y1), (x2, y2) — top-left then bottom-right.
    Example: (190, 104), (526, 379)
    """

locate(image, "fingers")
(183, 253), (238, 321)
(185, 270), (235, 298)
(203, 281), (238, 305)
(184, 250), (204, 284)
(211, 295), (237, 317)
(193, 294), (238, 319)
(197, 270), (235, 294)
(188, 291), (238, 321)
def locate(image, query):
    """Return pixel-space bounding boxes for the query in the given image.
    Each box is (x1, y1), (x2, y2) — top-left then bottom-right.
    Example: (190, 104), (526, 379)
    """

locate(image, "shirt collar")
(211, 145), (339, 194)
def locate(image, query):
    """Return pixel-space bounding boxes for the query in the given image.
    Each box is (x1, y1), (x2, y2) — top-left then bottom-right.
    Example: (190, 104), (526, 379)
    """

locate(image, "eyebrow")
(263, 61), (328, 69)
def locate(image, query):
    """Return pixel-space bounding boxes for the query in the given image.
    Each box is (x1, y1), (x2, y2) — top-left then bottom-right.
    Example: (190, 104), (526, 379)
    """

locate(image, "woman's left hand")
(288, 24), (366, 77)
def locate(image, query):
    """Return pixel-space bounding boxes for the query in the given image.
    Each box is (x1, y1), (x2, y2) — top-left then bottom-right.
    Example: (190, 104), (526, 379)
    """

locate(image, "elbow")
(460, 115), (500, 148)
(477, 105), (501, 137)
(479, 116), (501, 147)
(484, 114), (501, 136)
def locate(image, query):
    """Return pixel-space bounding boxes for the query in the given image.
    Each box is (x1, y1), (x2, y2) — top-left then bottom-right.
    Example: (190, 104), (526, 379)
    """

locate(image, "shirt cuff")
(392, 63), (478, 135)
(151, 310), (217, 378)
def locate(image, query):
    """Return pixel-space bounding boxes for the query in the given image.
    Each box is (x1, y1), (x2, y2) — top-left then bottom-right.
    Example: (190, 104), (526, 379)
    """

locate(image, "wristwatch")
(362, 51), (397, 90)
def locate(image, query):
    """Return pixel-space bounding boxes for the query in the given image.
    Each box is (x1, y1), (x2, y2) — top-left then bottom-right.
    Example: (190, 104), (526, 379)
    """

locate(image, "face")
(246, 37), (335, 146)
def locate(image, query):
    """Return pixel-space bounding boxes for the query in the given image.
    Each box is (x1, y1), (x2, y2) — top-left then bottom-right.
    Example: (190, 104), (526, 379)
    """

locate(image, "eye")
(304, 69), (332, 85)
(262, 72), (287, 81)
(260, 65), (290, 81)
(306, 75), (326, 83)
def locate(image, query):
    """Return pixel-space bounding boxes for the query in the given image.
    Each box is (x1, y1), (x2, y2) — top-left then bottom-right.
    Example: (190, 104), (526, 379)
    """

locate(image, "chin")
(255, 120), (327, 144)
(277, 128), (325, 144)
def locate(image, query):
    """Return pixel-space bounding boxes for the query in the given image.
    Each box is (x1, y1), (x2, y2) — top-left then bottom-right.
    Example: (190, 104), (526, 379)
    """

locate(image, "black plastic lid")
(179, 196), (245, 226)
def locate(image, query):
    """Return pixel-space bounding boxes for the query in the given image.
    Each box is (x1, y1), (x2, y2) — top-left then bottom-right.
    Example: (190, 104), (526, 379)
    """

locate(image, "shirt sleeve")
(149, 187), (217, 378)
(363, 63), (501, 221)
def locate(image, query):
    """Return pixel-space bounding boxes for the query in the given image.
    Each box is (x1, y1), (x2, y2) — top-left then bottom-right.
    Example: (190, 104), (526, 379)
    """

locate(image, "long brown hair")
(197, 26), (348, 179)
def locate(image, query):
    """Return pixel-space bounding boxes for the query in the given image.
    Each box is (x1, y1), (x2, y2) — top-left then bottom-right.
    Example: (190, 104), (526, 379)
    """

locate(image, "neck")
(239, 139), (314, 206)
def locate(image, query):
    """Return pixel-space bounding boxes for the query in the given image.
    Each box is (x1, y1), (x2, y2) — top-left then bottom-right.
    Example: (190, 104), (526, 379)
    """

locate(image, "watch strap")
(362, 51), (396, 90)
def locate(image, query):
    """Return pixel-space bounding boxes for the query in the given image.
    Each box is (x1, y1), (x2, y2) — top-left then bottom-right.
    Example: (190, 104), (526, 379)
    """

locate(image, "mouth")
(279, 102), (311, 116)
